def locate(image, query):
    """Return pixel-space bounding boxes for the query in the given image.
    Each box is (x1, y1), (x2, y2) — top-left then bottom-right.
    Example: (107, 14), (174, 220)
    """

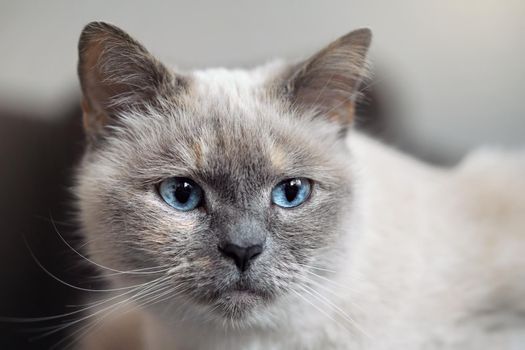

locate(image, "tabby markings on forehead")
(270, 144), (287, 170)
(192, 141), (204, 168)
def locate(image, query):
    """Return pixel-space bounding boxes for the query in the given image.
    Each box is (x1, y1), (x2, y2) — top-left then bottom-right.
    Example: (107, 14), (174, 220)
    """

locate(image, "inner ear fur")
(77, 21), (180, 138)
(284, 28), (372, 130)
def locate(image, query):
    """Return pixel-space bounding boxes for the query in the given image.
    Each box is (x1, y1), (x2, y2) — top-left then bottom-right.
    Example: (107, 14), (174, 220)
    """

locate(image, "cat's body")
(75, 22), (525, 349)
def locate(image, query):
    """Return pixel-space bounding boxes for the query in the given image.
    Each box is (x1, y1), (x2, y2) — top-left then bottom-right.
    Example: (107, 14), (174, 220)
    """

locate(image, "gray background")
(1, 0), (524, 162)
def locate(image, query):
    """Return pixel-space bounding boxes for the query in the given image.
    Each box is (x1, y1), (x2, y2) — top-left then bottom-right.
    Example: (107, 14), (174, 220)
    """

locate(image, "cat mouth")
(223, 288), (261, 302)
(224, 281), (270, 301)
(203, 280), (275, 319)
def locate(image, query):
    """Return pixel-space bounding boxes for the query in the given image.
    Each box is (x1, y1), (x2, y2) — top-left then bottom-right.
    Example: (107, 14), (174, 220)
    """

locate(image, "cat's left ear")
(281, 29), (372, 133)
(77, 22), (181, 139)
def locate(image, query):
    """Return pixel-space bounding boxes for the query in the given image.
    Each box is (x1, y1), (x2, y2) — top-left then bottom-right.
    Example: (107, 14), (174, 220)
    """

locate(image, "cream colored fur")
(83, 131), (525, 350)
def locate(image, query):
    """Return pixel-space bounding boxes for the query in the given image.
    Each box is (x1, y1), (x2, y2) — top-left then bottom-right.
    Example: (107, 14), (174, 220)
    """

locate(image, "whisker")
(33, 274), (173, 344)
(302, 268), (361, 294)
(21, 232), (176, 295)
(297, 273), (366, 315)
(293, 262), (337, 274)
(289, 288), (352, 333)
(0, 274), (170, 324)
(297, 283), (369, 338)
(55, 279), (177, 350)
(49, 215), (169, 275)
(57, 274), (197, 350)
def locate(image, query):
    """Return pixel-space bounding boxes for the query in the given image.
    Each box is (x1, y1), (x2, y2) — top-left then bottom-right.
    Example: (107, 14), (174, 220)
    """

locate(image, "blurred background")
(1, 0), (524, 348)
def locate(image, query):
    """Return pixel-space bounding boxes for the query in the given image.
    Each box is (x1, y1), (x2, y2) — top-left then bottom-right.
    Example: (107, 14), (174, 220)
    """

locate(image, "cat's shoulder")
(452, 147), (525, 226)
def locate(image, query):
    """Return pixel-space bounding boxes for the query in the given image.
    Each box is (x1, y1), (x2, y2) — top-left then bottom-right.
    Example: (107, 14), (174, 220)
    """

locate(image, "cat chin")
(210, 289), (273, 321)
(182, 274), (279, 323)
(150, 289), (276, 330)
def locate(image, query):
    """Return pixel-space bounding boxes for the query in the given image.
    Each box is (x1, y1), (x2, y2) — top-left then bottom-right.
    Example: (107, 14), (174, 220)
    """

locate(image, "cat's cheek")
(147, 192), (205, 228)
(165, 215), (200, 232)
(269, 196), (343, 257)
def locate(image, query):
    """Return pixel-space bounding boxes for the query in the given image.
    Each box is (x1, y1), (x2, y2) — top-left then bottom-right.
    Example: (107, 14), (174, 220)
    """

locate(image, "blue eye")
(158, 177), (203, 211)
(271, 178), (312, 208)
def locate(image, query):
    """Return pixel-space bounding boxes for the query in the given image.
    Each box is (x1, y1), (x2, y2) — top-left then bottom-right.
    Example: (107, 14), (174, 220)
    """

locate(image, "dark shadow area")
(0, 104), (97, 349)
(355, 84), (386, 137)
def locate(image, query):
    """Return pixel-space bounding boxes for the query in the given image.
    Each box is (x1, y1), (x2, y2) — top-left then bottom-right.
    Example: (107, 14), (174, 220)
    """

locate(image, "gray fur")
(76, 21), (370, 331)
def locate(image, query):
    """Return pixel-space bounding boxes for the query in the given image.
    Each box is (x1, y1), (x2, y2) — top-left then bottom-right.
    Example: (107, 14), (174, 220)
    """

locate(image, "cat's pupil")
(175, 182), (192, 203)
(285, 179), (301, 202)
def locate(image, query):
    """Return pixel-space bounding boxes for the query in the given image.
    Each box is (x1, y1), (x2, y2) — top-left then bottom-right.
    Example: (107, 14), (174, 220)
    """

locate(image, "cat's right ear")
(77, 22), (182, 140)
(279, 29), (372, 135)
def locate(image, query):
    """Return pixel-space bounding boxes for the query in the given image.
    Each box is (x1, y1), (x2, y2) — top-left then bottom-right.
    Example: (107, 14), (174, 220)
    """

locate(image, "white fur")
(83, 130), (525, 350)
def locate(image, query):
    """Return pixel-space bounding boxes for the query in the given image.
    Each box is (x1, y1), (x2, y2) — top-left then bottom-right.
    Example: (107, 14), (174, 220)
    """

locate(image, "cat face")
(76, 22), (370, 324)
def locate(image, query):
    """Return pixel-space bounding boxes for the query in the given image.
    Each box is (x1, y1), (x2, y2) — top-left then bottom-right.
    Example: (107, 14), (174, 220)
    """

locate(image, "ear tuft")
(284, 28), (372, 133)
(78, 21), (179, 139)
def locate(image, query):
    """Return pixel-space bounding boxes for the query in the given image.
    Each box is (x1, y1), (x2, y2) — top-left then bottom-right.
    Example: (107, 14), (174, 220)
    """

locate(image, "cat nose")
(218, 243), (263, 272)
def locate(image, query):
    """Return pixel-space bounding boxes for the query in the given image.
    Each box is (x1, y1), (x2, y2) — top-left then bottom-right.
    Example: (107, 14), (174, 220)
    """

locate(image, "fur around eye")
(158, 177), (203, 211)
(271, 178), (312, 208)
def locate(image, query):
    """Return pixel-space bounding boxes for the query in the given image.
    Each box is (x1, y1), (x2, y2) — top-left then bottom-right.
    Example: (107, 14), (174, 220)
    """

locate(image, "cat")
(75, 22), (525, 349)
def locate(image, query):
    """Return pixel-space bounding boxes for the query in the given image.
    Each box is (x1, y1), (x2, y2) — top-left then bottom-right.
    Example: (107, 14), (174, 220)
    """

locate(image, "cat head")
(76, 22), (371, 325)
